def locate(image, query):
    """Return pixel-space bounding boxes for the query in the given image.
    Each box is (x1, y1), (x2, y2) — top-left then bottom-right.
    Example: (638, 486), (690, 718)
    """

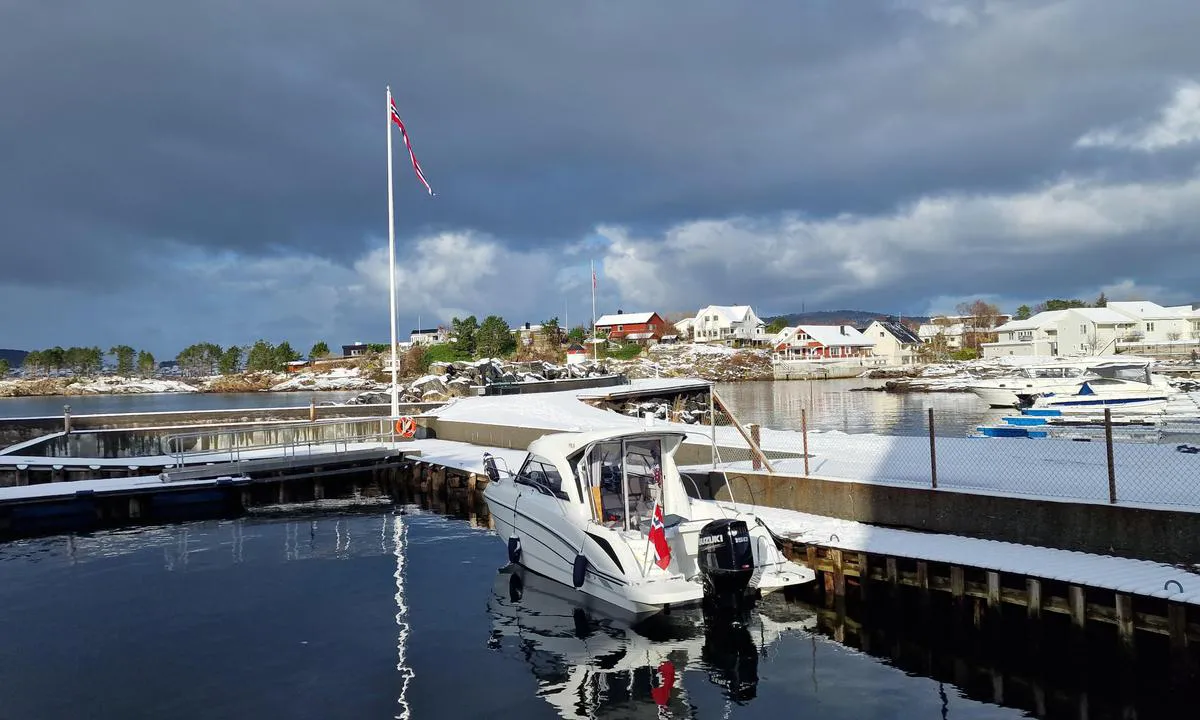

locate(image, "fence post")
(801, 408), (810, 476)
(749, 424), (762, 470)
(928, 408), (938, 489)
(310, 398), (317, 422)
(1105, 408), (1117, 504)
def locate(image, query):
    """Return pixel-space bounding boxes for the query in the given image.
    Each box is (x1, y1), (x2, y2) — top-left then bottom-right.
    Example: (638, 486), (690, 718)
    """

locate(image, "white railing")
(163, 418), (397, 471)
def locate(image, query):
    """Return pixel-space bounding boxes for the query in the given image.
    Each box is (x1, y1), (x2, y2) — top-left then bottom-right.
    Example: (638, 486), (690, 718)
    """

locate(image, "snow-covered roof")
(696, 305), (757, 324)
(1107, 301), (1194, 320)
(994, 310), (1069, 332)
(1068, 307), (1139, 324)
(528, 428), (688, 462)
(782, 325), (873, 347)
(595, 312), (657, 326)
(918, 322), (966, 337)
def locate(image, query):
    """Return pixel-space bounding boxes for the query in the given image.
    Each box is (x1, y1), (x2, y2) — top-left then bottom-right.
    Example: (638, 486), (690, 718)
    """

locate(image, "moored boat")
(482, 428), (815, 619)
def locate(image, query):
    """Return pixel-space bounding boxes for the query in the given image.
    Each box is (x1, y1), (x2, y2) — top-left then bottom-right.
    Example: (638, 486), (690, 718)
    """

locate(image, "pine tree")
(309, 341), (330, 360)
(137, 351), (156, 378)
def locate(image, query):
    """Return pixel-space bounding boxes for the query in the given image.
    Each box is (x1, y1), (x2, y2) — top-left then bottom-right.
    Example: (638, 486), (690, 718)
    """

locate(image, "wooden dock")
(0, 444), (415, 539)
(786, 540), (1198, 663)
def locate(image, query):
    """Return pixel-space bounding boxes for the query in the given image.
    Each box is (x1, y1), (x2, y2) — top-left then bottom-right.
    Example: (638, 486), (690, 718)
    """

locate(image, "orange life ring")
(394, 416), (417, 438)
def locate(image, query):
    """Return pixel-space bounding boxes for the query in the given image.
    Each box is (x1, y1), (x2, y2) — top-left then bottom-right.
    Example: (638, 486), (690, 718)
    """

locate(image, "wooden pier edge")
(780, 538), (1199, 648)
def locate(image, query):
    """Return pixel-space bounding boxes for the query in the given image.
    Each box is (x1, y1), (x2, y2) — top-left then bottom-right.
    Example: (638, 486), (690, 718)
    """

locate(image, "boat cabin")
(505, 430), (688, 533)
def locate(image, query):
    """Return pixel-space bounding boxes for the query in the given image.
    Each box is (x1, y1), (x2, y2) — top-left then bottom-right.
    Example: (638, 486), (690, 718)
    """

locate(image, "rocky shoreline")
(0, 345), (777, 399)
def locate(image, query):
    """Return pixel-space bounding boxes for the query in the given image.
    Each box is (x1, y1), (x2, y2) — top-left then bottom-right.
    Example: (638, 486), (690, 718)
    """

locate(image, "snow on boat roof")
(528, 427), (688, 460)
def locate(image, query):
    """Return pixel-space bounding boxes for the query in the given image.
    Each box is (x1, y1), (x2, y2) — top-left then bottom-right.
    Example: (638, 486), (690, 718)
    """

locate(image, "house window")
(617, 325), (623, 332)
(879, 332), (885, 338)
(1080, 325), (1087, 334)
(1146, 322), (1155, 332)
(1017, 331), (1032, 341)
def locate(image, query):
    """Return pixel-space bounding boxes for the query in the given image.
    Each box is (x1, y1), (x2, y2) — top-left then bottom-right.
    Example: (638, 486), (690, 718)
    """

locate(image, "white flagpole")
(386, 86), (400, 420)
(591, 260), (598, 362)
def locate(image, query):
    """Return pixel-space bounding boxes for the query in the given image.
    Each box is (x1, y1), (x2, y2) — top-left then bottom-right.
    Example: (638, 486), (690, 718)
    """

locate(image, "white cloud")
(1076, 80), (1200, 152)
(594, 172), (1200, 314)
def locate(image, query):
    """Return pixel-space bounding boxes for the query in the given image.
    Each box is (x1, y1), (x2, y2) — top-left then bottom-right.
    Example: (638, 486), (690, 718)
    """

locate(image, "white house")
(771, 325), (874, 359)
(691, 305), (768, 345)
(673, 317), (695, 340)
(918, 314), (1013, 350)
(1105, 301), (1195, 346)
(864, 320), (923, 365)
(983, 308), (1138, 358)
(410, 327), (448, 346)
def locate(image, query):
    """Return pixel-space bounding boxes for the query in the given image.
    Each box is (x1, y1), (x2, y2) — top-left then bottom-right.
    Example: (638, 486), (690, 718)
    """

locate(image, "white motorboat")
(968, 359), (1162, 408)
(968, 363), (1091, 408)
(487, 565), (817, 716)
(1024, 376), (1176, 413)
(481, 428), (815, 619)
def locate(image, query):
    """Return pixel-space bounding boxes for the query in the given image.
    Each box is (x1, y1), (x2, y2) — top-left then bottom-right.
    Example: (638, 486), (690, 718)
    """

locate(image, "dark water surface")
(0, 506), (1040, 720)
(715, 379), (1004, 437)
(0, 381), (1002, 437)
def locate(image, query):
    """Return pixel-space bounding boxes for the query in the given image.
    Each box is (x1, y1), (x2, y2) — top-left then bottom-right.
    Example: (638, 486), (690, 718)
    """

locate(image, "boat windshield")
(1028, 367), (1082, 379)
(583, 437), (664, 532)
(1088, 363), (1151, 383)
(515, 454), (568, 500)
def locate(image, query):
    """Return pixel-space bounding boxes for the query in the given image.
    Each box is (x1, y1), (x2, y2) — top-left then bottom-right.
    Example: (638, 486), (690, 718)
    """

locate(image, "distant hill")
(764, 310), (929, 328)
(0, 348), (28, 367)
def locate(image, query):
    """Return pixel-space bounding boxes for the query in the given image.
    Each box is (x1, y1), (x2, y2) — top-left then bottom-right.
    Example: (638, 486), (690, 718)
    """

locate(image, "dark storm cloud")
(2, 0), (1200, 351)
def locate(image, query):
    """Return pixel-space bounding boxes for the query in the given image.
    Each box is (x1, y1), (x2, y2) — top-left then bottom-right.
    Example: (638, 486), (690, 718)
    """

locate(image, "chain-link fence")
(698, 393), (1200, 509)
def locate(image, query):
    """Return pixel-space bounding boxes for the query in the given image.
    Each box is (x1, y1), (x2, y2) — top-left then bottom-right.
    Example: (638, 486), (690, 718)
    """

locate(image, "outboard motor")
(697, 519), (755, 611)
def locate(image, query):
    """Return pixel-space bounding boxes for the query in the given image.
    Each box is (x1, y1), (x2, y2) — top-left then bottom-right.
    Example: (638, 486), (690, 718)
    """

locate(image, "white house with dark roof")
(691, 305), (767, 345)
(864, 320), (923, 365)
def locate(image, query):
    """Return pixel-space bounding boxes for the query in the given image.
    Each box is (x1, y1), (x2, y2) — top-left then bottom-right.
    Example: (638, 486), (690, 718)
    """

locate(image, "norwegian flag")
(389, 96), (434, 196)
(649, 502), (671, 570)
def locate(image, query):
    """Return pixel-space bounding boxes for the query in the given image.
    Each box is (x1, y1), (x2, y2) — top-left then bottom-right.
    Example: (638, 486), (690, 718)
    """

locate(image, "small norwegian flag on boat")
(649, 502), (671, 570)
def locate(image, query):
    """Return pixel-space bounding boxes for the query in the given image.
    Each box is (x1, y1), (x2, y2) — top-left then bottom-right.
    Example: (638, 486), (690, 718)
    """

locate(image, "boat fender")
(508, 536), (522, 564)
(572, 554), (589, 589)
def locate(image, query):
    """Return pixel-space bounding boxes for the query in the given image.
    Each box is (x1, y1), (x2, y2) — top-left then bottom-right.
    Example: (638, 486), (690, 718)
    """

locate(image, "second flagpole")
(386, 87), (400, 420)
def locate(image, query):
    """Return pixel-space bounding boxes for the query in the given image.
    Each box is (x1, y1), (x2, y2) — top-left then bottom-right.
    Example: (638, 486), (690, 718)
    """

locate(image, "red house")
(594, 310), (669, 343)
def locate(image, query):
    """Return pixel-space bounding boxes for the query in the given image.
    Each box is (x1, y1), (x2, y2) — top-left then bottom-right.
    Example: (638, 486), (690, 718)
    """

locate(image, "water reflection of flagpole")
(394, 512), (414, 719)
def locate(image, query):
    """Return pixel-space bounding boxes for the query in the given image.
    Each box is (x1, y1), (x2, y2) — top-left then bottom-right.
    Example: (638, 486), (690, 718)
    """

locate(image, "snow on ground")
(431, 379), (1200, 509)
(65, 376), (199, 394)
(269, 367), (381, 392)
(729, 502), (1200, 604)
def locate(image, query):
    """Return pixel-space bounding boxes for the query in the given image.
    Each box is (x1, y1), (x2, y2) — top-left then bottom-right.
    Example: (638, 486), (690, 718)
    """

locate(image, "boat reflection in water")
(486, 566), (816, 717)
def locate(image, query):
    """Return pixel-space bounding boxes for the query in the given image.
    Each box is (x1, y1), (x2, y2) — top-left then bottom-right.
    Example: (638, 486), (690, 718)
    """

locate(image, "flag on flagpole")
(648, 502), (671, 569)
(389, 96), (434, 196)
(592, 268), (597, 290)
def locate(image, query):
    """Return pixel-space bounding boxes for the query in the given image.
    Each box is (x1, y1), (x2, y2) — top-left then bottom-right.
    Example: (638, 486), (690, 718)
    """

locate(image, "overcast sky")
(2, 0), (1199, 356)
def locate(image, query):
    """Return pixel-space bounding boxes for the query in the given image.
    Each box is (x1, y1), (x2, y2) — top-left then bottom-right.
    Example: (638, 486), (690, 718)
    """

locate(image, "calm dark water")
(0, 391), (363, 419)
(0, 507), (1035, 720)
(0, 381), (1001, 437)
(715, 379), (1005, 437)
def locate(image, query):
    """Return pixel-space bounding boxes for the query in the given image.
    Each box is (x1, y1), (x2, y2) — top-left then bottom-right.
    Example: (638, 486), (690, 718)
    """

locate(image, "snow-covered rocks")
(66, 376), (199, 395)
(268, 366), (381, 392)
